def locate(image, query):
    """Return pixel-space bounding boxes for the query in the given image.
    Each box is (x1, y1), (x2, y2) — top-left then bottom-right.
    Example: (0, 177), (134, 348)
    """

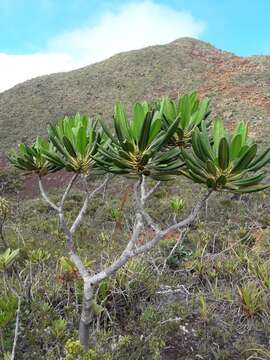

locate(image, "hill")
(2, 38), (270, 359)
(0, 37), (269, 153)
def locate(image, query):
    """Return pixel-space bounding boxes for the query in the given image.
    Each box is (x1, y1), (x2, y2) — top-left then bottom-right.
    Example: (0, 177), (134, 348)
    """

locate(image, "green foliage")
(9, 136), (59, 176)
(29, 248), (51, 263)
(6, 93), (270, 358)
(181, 118), (270, 193)
(156, 92), (210, 148)
(0, 294), (17, 329)
(51, 318), (67, 338)
(0, 198), (10, 219)
(0, 248), (20, 271)
(170, 197), (185, 213)
(46, 113), (104, 174)
(159, 239), (192, 269)
(96, 101), (183, 180)
(249, 259), (270, 291)
(238, 283), (266, 316)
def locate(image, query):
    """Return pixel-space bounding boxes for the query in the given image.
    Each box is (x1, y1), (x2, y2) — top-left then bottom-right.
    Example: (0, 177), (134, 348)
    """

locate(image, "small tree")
(9, 93), (270, 351)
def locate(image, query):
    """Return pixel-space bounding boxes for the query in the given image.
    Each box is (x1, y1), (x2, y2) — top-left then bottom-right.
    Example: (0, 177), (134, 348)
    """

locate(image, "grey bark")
(38, 174), (212, 350)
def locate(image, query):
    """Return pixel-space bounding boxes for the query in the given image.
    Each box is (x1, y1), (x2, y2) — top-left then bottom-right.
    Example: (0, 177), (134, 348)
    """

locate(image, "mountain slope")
(0, 37), (269, 152)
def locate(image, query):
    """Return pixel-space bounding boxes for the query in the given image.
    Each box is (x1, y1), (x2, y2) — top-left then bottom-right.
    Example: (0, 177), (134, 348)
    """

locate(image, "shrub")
(9, 92), (270, 352)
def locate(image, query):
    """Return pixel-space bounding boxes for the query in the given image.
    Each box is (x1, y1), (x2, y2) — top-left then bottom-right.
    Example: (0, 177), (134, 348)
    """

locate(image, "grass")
(0, 175), (270, 359)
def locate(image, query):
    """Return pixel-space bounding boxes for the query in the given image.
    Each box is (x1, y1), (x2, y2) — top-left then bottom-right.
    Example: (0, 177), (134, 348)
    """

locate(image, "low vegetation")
(1, 92), (270, 359)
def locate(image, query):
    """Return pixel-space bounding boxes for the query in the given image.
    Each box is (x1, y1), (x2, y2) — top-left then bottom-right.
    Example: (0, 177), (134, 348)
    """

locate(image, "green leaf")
(206, 178), (216, 188)
(233, 172), (265, 187)
(179, 95), (192, 129)
(218, 137), (230, 170)
(138, 111), (153, 151)
(162, 97), (176, 122)
(114, 102), (132, 141)
(230, 134), (242, 160)
(213, 118), (224, 155)
(232, 144), (257, 173)
(248, 146), (270, 171)
(233, 183), (270, 194)
(132, 103), (145, 140)
(206, 160), (217, 176)
(155, 115), (180, 152)
(63, 136), (77, 157)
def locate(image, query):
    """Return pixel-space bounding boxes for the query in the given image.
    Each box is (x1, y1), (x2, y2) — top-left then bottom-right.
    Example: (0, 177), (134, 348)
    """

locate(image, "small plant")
(51, 318), (67, 338)
(199, 294), (210, 322)
(110, 207), (122, 221)
(0, 248), (20, 272)
(249, 259), (270, 291)
(159, 239), (191, 269)
(30, 248), (51, 263)
(58, 256), (79, 282)
(170, 197), (185, 213)
(0, 197), (11, 248)
(0, 198), (10, 219)
(238, 283), (266, 316)
(0, 294), (18, 329)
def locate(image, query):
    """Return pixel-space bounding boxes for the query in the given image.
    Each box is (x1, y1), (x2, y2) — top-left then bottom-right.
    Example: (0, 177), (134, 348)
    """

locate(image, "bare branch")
(134, 176), (160, 232)
(89, 213), (143, 285)
(38, 178), (59, 212)
(70, 176), (109, 235)
(10, 297), (21, 360)
(60, 173), (78, 209)
(161, 229), (187, 273)
(133, 189), (212, 256)
(89, 189), (212, 286)
(144, 180), (161, 200)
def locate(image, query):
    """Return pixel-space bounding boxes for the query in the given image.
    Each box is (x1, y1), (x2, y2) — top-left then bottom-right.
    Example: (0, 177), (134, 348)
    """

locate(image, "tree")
(9, 93), (270, 351)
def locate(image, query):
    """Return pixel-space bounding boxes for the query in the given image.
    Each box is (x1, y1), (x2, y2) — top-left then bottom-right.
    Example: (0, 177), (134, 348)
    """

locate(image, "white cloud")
(0, 1), (205, 92)
(0, 53), (77, 92)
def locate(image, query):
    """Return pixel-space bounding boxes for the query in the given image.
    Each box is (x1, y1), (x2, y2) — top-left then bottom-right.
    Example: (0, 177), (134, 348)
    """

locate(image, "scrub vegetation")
(1, 91), (270, 360)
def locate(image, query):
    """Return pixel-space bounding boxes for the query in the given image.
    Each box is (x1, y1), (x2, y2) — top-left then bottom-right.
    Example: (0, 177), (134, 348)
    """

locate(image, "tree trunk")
(79, 281), (94, 351)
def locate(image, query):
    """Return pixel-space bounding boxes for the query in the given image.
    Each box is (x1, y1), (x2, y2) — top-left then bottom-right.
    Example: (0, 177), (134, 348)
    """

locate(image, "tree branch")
(60, 173), (78, 209)
(70, 176), (109, 235)
(39, 175), (109, 280)
(10, 297), (21, 360)
(133, 189), (212, 256)
(38, 178), (60, 212)
(88, 187), (212, 286)
(89, 213), (144, 285)
(135, 176), (160, 232)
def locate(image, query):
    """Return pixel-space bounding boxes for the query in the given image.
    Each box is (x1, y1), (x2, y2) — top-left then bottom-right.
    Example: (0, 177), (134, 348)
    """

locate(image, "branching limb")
(161, 229), (187, 273)
(133, 189), (212, 256)
(10, 297), (21, 360)
(88, 213), (144, 285)
(89, 188), (212, 285)
(144, 180), (161, 201)
(38, 175), (109, 280)
(38, 177), (60, 211)
(70, 176), (109, 235)
(60, 173), (78, 208)
(135, 176), (160, 232)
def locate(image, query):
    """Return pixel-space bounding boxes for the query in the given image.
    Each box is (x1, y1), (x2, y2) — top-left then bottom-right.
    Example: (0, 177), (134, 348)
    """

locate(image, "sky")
(0, 0), (269, 92)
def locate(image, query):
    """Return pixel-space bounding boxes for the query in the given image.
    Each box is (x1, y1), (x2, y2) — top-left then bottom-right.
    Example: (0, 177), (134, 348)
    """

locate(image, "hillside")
(2, 38), (270, 359)
(0, 37), (270, 153)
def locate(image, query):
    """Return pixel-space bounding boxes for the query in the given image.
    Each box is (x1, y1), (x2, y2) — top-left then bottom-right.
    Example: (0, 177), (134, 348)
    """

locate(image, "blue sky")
(0, 0), (269, 91)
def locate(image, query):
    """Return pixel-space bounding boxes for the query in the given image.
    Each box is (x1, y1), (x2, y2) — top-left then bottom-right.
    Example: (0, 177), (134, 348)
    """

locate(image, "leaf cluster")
(181, 119), (270, 193)
(8, 92), (270, 193)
